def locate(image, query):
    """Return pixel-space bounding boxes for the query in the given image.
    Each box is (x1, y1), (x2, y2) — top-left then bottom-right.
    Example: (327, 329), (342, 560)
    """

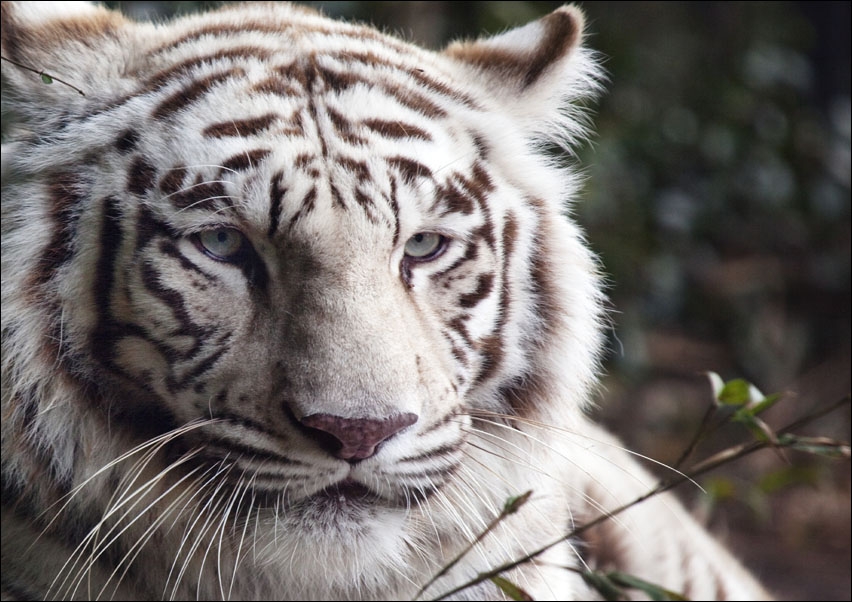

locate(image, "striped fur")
(1, 2), (770, 600)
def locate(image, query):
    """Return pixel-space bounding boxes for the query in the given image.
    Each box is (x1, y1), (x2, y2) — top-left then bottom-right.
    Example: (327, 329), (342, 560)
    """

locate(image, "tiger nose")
(299, 412), (418, 461)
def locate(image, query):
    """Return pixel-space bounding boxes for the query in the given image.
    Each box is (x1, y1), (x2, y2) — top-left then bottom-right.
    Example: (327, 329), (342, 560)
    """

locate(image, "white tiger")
(1, 2), (771, 600)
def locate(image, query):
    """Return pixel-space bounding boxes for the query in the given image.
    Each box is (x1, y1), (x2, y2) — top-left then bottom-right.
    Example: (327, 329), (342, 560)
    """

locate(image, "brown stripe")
(268, 171), (287, 237)
(458, 273), (495, 309)
(127, 157), (157, 196)
(377, 79), (447, 119)
(167, 180), (227, 211)
(458, 162), (495, 205)
(406, 64), (480, 109)
(438, 181), (475, 216)
(387, 177), (401, 247)
(90, 196), (125, 365)
(27, 174), (84, 292)
(301, 186), (317, 215)
(203, 114), (279, 138)
(527, 216), (560, 348)
(475, 214), (517, 385)
(326, 107), (367, 145)
(450, 342), (467, 366)
(285, 185), (317, 230)
(439, 239), (480, 277)
(158, 238), (216, 283)
(306, 103), (329, 158)
(331, 49), (479, 109)
(152, 68), (244, 120)
(139, 261), (207, 362)
(387, 156), (433, 183)
(362, 118), (432, 142)
(169, 347), (229, 393)
(220, 149), (271, 173)
(159, 166), (189, 195)
(330, 183), (347, 211)
(294, 154), (315, 170)
(274, 62), (310, 91)
(251, 76), (302, 98)
(315, 63), (447, 118)
(476, 334), (504, 385)
(354, 188), (381, 225)
(153, 23), (289, 53)
(448, 316), (473, 347)
(115, 129), (140, 153)
(144, 47), (271, 91)
(316, 65), (357, 94)
(336, 156), (370, 183)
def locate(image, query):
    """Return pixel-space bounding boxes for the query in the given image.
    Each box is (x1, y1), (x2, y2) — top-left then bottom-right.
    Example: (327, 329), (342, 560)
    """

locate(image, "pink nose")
(299, 412), (418, 461)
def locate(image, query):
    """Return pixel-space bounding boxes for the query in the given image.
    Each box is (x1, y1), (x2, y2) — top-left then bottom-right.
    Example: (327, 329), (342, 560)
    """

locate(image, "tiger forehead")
(126, 110), (486, 245)
(107, 7), (500, 245)
(140, 10), (482, 125)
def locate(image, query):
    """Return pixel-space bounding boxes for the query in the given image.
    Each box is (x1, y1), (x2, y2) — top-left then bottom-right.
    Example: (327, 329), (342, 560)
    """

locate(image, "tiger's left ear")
(1, 1), (136, 124)
(444, 5), (599, 131)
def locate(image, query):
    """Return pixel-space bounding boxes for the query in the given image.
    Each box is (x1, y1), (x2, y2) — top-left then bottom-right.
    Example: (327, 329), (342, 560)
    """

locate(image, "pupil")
(217, 231), (228, 243)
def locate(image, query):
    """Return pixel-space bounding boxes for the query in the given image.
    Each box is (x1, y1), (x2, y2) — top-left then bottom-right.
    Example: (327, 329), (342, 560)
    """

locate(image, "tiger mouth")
(310, 480), (377, 507)
(292, 480), (391, 524)
(299, 479), (437, 514)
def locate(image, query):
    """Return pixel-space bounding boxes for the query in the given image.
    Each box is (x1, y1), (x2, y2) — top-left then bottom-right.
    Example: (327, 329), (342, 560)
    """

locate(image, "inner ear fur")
(443, 5), (585, 93)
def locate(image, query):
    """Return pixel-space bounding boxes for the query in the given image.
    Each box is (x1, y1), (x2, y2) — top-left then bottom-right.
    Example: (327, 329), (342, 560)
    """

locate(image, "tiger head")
(1, 2), (603, 598)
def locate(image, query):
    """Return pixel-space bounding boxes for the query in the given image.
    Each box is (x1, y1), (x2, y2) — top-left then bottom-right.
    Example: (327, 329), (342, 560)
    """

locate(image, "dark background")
(4, 2), (850, 599)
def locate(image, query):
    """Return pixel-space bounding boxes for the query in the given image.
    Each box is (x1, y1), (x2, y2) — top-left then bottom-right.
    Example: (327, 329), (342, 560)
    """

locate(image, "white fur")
(1, 3), (771, 601)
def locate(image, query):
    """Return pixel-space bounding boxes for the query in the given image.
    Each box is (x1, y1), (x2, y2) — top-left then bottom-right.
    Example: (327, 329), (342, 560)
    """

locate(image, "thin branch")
(1, 55), (86, 96)
(427, 394), (851, 601)
(413, 491), (532, 600)
(672, 402), (717, 469)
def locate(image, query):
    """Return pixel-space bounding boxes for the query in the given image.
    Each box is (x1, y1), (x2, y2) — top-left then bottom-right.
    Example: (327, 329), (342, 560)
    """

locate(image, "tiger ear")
(1, 1), (133, 120)
(443, 5), (599, 132)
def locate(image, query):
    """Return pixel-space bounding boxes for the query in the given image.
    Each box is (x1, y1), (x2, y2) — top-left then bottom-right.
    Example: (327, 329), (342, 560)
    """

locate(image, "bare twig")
(426, 393), (851, 600)
(413, 491), (532, 600)
(1, 55), (86, 96)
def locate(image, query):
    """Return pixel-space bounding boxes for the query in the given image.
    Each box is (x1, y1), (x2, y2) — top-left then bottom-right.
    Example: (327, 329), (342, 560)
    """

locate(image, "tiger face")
(1, 2), (616, 600)
(97, 52), (528, 517)
(20, 2), (595, 512)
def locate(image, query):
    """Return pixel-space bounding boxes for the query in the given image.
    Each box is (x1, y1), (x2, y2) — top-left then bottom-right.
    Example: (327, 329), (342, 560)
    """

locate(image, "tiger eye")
(403, 232), (444, 260)
(197, 228), (245, 260)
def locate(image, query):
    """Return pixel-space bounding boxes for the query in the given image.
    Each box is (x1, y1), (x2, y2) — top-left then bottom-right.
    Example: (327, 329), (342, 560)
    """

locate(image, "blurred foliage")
(576, 2), (850, 396)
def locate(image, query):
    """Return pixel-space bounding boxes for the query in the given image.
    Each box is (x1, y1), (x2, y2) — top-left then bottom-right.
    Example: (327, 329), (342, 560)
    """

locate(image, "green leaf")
(717, 378), (751, 406)
(703, 476), (737, 501)
(490, 576), (533, 601)
(748, 392), (782, 416)
(40, 73), (53, 84)
(581, 571), (628, 601)
(502, 490), (533, 515)
(732, 409), (775, 442)
(758, 465), (821, 494)
(608, 571), (690, 601)
(778, 434), (852, 458)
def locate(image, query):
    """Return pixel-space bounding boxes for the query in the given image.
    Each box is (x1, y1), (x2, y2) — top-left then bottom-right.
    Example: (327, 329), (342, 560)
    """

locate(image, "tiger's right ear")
(1, 1), (136, 123)
(443, 5), (600, 141)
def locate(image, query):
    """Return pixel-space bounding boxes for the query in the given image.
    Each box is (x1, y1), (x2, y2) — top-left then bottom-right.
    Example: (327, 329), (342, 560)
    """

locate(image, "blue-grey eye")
(197, 228), (245, 260)
(404, 232), (444, 260)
